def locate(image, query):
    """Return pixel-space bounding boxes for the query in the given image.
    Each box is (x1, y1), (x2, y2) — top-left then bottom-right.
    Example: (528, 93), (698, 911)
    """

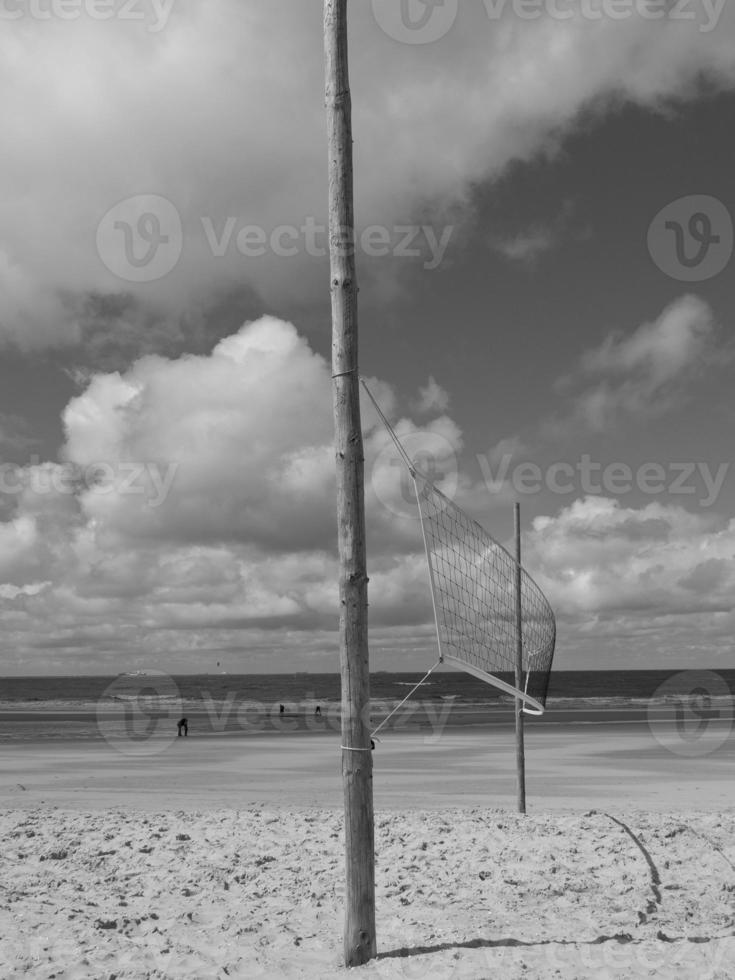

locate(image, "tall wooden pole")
(324, 0), (377, 967)
(514, 502), (527, 814)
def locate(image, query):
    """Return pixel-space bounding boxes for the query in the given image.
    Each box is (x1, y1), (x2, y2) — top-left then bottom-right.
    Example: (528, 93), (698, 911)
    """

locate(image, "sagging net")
(414, 472), (555, 713)
(361, 377), (555, 714)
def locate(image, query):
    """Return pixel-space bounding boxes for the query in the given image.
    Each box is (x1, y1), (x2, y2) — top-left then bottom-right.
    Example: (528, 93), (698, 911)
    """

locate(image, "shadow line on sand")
(377, 930), (735, 962)
(596, 810), (662, 918)
(377, 932), (633, 959)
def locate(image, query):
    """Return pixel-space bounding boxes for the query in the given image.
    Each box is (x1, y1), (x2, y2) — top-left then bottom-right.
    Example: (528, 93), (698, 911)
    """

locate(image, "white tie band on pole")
(361, 378), (556, 715)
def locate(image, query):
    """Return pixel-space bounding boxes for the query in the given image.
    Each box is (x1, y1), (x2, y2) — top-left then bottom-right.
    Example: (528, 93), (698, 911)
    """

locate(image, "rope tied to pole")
(370, 660), (441, 742)
(339, 660), (441, 750)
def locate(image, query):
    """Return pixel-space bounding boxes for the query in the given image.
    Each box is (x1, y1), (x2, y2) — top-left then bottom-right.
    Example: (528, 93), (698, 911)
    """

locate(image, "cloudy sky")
(2, 0), (735, 675)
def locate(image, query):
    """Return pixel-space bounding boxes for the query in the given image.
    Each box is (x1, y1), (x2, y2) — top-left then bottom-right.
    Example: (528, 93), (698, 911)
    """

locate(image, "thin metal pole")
(514, 502), (527, 814)
(324, 0), (377, 966)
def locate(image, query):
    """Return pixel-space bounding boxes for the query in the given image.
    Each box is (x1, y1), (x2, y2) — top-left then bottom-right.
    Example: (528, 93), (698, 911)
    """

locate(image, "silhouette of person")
(315, 705), (321, 717)
(279, 704), (285, 714)
(177, 717), (188, 737)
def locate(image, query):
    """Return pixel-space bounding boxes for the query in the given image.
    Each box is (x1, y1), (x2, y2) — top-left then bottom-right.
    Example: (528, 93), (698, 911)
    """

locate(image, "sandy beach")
(2, 721), (734, 978)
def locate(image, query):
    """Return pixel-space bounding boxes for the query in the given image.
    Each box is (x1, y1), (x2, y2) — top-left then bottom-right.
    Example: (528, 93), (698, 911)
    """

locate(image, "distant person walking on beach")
(177, 717), (188, 737)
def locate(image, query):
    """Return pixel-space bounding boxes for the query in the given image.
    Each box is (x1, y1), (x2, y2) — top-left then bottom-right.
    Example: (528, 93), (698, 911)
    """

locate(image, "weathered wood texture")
(324, 0), (377, 966)
(514, 502), (527, 814)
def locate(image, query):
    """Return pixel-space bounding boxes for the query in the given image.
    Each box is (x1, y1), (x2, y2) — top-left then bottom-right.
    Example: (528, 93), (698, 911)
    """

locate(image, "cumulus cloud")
(1, 315), (734, 671)
(523, 497), (735, 658)
(0, 317), (462, 669)
(580, 295), (715, 380)
(61, 315), (338, 551)
(517, 494), (735, 667)
(2, 3), (735, 346)
(553, 295), (724, 432)
(412, 377), (450, 415)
